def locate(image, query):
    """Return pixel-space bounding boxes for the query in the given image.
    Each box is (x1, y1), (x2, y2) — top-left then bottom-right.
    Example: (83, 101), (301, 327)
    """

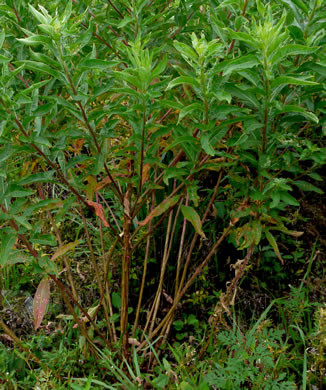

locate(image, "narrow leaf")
(14, 60), (65, 82)
(152, 54), (168, 78)
(265, 230), (284, 264)
(271, 76), (318, 89)
(270, 44), (318, 65)
(51, 240), (80, 261)
(218, 55), (259, 76)
(277, 105), (319, 123)
(167, 76), (200, 90)
(181, 205), (206, 238)
(280, 191), (300, 206)
(0, 31), (5, 50)
(200, 133), (215, 156)
(28, 4), (51, 24)
(173, 41), (197, 62)
(81, 59), (116, 70)
(178, 102), (203, 123)
(293, 180), (323, 194)
(33, 277), (51, 330)
(17, 35), (52, 47)
(138, 196), (181, 226)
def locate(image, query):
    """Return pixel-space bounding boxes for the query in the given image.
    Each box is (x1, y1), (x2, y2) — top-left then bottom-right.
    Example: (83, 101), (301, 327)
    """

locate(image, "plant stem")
(120, 183), (133, 357)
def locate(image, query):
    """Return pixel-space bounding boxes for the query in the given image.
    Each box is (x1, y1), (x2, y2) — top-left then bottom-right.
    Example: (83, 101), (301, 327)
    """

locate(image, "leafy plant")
(0, 0), (325, 387)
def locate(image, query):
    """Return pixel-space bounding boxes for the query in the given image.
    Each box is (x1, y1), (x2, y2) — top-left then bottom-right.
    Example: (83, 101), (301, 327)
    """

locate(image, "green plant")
(0, 0), (325, 386)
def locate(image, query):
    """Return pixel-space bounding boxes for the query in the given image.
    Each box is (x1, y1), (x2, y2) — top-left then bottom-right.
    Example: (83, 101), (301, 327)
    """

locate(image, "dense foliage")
(0, 0), (325, 388)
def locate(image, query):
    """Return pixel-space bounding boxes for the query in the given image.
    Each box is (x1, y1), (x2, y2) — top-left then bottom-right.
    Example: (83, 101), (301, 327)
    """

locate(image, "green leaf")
(0, 145), (14, 163)
(270, 44), (318, 65)
(173, 320), (184, 331)
(0, 233), (16, 266)
(224, 29), (258, 48)
(225, 84), (259, 108)
(5, 184), (34, 198)
(113, 71), (141, 89)
(293, 180), (323, 194)
(252, 220), (262, 245)
(200, 133), (215, 156)
(181, 205), (206, 238)
(214, 90), (232, 103)
(276, 105), (319, 123)
(13, 215), (32, 230)
(0, 30), (5, 50)
(280, 191), (300, 206)
(152, 54), (168, 78)
(219, 55), (259, 76)
(28, 4), (51, 24)
(81, 59), (116, 70)
(163, 167), (187, 185)
(178, 102), (203, 123)
(271, 76), (318, 89)
(164, 136), (198, 152)
(18, 171), (55, 185)
(0, 54), (12, 62)
(265, 229), (284, 264)
(291, 0), (309, 14)
(270, 191), (281, 208)
(173, 41), (197, 62)
(15, 80), (51, 97)
(151, 374), (169, 389)
(117, 15), (133, 28)
(14, 60), (66, 82)
(38, 24), (59, 41)
(158, 100), (184, 110)
(17, 35), (52, 47)
(167, 76), (200, 90)
(112, 292), (121, 309)
(32, 102), (54, 116)
(61, 0), (72, 25)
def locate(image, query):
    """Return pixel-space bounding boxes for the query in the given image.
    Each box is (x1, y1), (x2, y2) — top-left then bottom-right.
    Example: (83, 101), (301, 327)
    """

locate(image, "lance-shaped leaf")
(224, 29), (258, 48)
(0, 30), (5, 50)
(277, 105), (319, 124)
(81, 59), (116, 70)
(293, 180), (323, 194)
(270, 44), (318, 65)
(271, 76), (318, 89)
(178, 102), (203, 124)
(265, 229), (284, 264)
(33, 277), (51, 330)
(181, 205), (206, 238)
(138, 195), (181, 226)
(167, 76), (200, 90)
(173, 41), (198, 62)
(86, 200), (110, 227)
(215, 55), (259, 76)
(51, 239), (80, 261)
(200, 133), (215, 156)
(28, 4), (51, 24)
(14, 60), (66, 82)
(17, 35), (52, 47)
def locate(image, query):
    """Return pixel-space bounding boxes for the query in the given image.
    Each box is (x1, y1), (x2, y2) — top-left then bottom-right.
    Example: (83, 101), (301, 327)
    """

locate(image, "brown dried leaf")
(87, 200), (110, 227)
